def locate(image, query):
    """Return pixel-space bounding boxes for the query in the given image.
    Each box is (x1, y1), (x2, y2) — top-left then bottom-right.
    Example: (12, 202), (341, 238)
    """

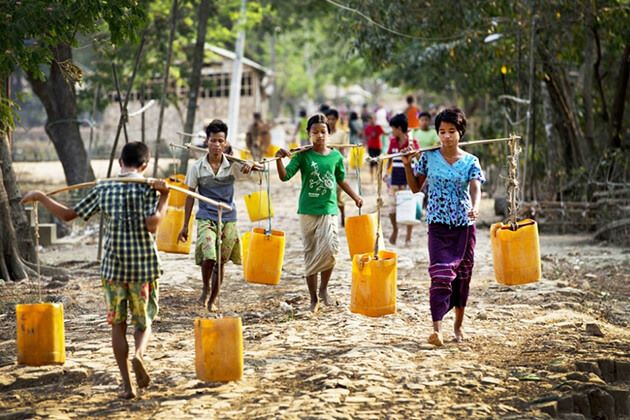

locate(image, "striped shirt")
(73, 173), (162, 282)
(387, 135), (419, 186)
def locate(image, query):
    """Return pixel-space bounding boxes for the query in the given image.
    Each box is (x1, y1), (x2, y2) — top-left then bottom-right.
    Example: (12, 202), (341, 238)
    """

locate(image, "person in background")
(386, 113), (419, 246)
(401, 107), (485, 347)
(293, 109), (310, 147)
(364, 114), (385, 182)
(348, 111), (363, 145)
(325, 108), (348, 226)
(416, 111), (440, 149)
(405, 95), (421, 140)
(246, 112), (265, 160)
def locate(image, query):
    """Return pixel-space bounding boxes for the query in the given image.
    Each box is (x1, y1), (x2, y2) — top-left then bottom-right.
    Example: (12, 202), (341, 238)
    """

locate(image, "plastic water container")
(348, 147), (365, 169)
(344, 213), (384, 259)
(244, 228), (285, 285)
(16, 303), (66, 366)
(396, 190), (423, 225)
(156, 207), (194, 254)
(195, 317), (243, 382)
(490, 219), (541, 285)
(165, 174), (189, 208)
(350, 250), (397, 317)
(244, 190), (274, 222)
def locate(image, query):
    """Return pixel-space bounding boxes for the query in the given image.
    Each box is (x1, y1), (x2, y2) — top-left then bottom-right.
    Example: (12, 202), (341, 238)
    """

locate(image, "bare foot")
(454, 328), (466, 343)
(118, 387), (137, 399)
(309, 301), (320, 313)
(428, 332), (444, 347)
(318, 291), (337, 306)
(405, 239), (411, 247)
(131, 356), (151, 389)
(198, 289), (209, 307)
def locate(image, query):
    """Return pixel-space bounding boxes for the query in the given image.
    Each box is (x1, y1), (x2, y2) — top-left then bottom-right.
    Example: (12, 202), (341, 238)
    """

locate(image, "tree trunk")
(610, 44), (630, 149)
(0, 132), (29, 282)
(582, 0), (596, 153)
(26, 43), (95, 186)
(179, 0), (213, 173)
(539, 44), (587, 170)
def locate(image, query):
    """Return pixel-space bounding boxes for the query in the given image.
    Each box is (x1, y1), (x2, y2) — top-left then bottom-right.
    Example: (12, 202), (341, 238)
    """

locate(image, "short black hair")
(324, 108), (339, 119)
(435, 107), (467, 138)
(319, 103), (330, 113)
(120, 141), (150, 168)
(206, 119), (228, 138)
(406, 95), (414, 104)
(349, 111), (359, 121)
(306, 113), (331, 133)
(299, 109), (307, 117)
(253, 112), (262, 120)
(389, 113), (408, 132)
(419, 111), (431, 119)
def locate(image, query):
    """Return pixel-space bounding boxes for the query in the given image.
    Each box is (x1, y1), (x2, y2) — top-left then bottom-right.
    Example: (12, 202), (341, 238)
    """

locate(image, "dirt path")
(1, 170), (629, 419)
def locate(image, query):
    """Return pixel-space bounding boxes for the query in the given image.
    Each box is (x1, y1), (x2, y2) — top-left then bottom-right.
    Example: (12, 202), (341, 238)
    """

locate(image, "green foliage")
(0, 0), (148, 131)
(77, 0), (268, 114)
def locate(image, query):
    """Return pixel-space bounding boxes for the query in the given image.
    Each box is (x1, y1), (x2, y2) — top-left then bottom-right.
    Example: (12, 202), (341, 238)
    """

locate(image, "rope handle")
(506, 134), (521, 230)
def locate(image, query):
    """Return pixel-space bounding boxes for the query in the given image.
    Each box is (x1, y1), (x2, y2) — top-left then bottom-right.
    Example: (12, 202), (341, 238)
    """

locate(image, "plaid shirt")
(74, 175), (162, 282)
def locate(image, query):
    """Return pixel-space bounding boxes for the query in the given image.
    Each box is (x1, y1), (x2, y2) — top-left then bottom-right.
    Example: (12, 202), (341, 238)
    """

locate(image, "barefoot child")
(275, 113), (363, 312)
(21, 142), (170, 398)
(402, 107), (484, 346)
(178, 119), (256, 311)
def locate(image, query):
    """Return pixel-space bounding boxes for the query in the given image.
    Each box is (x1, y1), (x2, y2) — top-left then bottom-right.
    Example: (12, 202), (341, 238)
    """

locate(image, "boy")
(178, 119), (256, 312)
(21, 142), (170, 399)
(416, 111), (440, 148)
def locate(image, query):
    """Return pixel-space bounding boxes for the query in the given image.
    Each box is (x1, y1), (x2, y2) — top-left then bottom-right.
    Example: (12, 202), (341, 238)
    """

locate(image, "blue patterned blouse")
(413, 150), (485, 226)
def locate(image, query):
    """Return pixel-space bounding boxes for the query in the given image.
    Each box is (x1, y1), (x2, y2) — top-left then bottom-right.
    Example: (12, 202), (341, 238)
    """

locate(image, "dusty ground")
(1, 164), (629, 419)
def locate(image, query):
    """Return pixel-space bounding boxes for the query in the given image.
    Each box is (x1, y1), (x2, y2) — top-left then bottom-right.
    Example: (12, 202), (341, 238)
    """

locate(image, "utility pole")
(227, 0), (247, 146)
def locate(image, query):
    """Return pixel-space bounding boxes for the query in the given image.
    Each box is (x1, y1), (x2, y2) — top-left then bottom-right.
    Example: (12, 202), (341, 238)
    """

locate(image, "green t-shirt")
(283, 149), (345, 215)
(414, 128), (440, 148)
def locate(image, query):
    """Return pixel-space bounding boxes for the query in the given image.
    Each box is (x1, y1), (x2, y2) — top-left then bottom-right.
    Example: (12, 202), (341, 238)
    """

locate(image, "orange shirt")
(406, 105), (420, 129)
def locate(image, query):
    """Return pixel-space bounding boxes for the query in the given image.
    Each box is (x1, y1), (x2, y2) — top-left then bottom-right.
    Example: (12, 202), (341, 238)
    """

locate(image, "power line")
(323, 0), (474, 42)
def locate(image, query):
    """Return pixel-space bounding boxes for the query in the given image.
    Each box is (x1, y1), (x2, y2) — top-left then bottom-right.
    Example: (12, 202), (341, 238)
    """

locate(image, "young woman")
(276, 113), (363, 312)
(402, 107), (485, 346)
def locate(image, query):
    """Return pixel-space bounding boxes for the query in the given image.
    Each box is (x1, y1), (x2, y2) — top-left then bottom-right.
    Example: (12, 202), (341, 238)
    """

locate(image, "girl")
(402, 107), (485, 346)
(276, 113), (363, 312)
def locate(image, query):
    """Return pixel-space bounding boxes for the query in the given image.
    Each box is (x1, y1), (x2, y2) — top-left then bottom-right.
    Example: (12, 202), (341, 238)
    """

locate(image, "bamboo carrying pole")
(259, 143), (362, 164)
(367, 136), (521, 162)
(168, 142), (262, 168)
(46, 177), (232, 211)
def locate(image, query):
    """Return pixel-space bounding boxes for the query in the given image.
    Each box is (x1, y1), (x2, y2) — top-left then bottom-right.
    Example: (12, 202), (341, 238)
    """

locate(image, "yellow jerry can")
(244, 228), (285, 285)
(241, 231), (251, 270)
(490, 219), (541, 285)
(16, 303), (65, 366)
(348, 146), (365, 170)
(156, 207), (194, 254)
(350, 250), (397, 317)
(195, 317), (243, 382)
(264, 144), (280, 158)
(244, 190), (274, 222)
(344, 213), (384, 259)
(165, 174), (189, 208)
